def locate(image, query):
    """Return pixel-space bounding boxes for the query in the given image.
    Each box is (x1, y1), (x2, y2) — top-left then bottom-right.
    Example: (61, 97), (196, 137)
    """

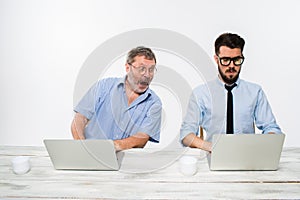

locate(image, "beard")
(218, 65), (241, 85)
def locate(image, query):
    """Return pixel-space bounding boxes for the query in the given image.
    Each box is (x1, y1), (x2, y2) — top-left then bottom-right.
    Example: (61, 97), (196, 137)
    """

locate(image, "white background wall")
(1, 0), (299, 147)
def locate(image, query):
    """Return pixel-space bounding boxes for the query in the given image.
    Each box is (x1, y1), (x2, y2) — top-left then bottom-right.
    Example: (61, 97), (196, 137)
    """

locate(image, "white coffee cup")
(179, 156), (198, 176)
(11, 156), (31, 175)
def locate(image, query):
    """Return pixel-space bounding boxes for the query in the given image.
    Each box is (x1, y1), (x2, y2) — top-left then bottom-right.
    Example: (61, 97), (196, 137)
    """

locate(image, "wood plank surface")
(1, 146), (299, 199)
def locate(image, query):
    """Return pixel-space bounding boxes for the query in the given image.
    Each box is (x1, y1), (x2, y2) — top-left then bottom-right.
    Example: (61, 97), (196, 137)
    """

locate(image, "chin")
(139, 87), (149, 94)
(227, 77), (238, 84)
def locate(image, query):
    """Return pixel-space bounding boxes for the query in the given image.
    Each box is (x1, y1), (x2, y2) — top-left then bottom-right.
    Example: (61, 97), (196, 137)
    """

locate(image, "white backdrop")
(0, 0), (299, 147)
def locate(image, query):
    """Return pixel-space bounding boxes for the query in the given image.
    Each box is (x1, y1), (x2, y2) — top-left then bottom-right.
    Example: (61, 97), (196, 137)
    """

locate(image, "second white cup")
(179, 155), (198, 176)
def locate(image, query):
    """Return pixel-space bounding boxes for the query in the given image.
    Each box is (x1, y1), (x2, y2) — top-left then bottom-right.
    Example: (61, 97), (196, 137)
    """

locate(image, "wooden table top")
(1, 146), (299, 199)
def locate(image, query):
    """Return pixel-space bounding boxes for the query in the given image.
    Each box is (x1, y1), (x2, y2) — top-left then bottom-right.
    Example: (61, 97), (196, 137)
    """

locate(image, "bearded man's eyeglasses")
(218, 56), (245, 66)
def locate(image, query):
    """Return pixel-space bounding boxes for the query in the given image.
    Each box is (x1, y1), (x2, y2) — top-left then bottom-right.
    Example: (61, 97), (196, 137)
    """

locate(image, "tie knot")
(225, 83), (237, 91)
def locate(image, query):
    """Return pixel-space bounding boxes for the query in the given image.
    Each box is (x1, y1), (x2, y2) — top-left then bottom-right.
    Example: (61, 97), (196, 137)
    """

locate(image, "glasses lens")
(233, 57), (244, 66)
(148, 67), (157, 74)
(138, 66), (157, 75)
(138, 66), (146, 74)
(220, 58), (231, 66)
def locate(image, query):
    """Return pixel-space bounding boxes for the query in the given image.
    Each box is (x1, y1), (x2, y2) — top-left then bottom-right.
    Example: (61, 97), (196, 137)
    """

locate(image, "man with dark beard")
(180, 33), (282, 152)
(71, 46), (162, 151)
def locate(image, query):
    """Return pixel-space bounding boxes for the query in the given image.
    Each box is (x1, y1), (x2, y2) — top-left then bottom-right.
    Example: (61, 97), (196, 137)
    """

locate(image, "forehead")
(132, 55), (156, 65)
(219, 46), (242, 57)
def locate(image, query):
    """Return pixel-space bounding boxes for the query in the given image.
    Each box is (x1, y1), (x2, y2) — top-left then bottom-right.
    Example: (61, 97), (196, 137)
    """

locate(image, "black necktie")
(225, 83), (237, 134)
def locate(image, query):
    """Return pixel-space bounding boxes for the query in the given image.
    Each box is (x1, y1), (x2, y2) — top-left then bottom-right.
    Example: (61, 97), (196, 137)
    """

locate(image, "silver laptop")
(207, 134), (285, 171)
(44, 139), (124, 170)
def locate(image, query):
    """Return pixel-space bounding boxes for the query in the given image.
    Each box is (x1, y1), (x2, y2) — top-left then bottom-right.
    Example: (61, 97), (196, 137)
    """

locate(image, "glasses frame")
(217, 56), (245, 66)
(128, 63), (157, 75)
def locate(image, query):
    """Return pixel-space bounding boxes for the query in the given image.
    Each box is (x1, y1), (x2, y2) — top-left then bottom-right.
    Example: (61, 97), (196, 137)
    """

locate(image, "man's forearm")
(71, 113), (88, 140)
(113, 133), (150, 151)
(182, 133), (212, 152)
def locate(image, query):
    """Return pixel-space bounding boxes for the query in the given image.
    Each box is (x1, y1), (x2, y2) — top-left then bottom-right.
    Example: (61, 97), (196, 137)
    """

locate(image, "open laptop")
(207, 134), (285, 171)
(44, 139), (124, 170)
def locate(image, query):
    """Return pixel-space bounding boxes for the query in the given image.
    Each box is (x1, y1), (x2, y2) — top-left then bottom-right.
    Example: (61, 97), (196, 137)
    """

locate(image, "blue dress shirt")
(180, 77), (281, 141)
(74, 77), (162, 142)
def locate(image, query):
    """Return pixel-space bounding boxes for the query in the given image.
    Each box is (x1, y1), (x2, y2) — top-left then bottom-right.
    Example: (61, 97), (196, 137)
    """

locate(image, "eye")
(222, 58), (230, 62)
(220, 58), (230, 64)
(149, 67), (155, 73)
(234, 57), (244, 65)
(140, 66), (146, 72)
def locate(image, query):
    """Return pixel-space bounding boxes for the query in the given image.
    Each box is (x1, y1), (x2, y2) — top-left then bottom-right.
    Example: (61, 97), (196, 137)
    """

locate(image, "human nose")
(228, 60), (235, 68)
(143, 69), (151, 77)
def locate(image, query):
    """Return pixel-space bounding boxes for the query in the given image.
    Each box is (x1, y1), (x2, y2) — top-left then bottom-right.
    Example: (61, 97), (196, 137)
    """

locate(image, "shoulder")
(98, 77), (121, 85)
(88, 77), (122, 98)
(239, 79), (262, 92)
(95, 77), (121, 89)
(193, 79), (218, 95)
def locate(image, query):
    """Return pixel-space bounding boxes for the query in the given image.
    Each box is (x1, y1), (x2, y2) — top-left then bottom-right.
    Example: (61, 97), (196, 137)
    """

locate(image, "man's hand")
(113, 140), (122, 151)
(201, 140), (212, 152)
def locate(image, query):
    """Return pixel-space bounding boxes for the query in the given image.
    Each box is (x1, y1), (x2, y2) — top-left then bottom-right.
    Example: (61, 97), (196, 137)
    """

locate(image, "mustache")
(226, 67), (237, 73)
(138, 77), (151, 85)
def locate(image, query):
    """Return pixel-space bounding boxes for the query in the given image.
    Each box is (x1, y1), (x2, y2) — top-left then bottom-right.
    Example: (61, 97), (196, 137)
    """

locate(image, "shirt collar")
(117, 75), (127, 87)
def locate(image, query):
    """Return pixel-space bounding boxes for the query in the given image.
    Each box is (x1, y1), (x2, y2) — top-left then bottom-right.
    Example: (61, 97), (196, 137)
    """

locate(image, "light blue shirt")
(180, 77), (281, 141)
(74, 77), (162, 142)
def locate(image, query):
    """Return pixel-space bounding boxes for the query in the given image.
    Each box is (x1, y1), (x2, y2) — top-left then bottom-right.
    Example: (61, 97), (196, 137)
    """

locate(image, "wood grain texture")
(1, 146), (299, 199)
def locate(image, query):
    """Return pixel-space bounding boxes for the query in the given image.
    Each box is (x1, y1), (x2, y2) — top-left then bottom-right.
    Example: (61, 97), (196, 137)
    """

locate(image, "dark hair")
(126, 46), (156, 64)
(214, 33), (245, 55)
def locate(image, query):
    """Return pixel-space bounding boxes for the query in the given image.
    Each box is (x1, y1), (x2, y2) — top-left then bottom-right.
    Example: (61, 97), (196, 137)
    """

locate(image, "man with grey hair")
(71, 46), (162, 151)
